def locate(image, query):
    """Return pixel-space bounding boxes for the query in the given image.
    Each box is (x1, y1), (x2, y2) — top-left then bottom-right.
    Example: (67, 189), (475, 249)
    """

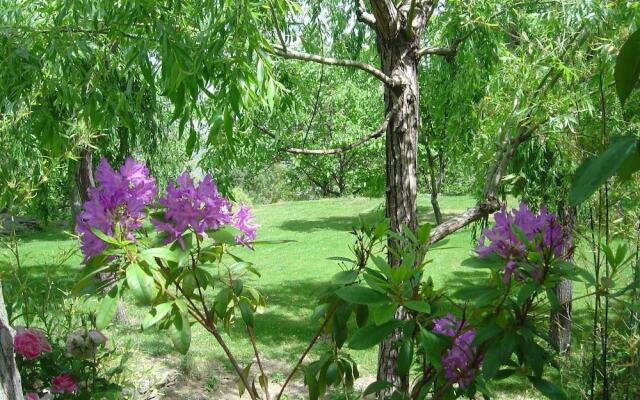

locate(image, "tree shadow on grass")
(222, 278), (337, 362)
(278, 204), (460, 233)
(10, 226), (76, 244)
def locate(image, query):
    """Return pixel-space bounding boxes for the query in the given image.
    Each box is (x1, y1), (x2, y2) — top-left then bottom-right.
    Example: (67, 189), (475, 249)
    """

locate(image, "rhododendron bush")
(13, 323), (125, 399)
(71, 158), (608, 400)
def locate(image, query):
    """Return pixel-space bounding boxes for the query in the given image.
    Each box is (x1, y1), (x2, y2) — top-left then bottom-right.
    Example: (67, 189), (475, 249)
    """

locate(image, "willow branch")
(267, 0), (287, 52)
(416, 26), (478, 59)
(268, 104), (397, 155)
(355, 0), (377, 28)
(267, 43), (400, 87)
(427, 27), (590, 245)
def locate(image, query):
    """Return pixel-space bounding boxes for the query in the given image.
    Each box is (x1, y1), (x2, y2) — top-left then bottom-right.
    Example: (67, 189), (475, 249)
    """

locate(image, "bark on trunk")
(1, 282), (24, 400)
(68, 160), (82, 230)
(75, 147), (95, 203)
(550, 202), (576, 354)
(551, 279), (572, 354)
(425, 142), (443, 225)
(376, 8), (422, 394)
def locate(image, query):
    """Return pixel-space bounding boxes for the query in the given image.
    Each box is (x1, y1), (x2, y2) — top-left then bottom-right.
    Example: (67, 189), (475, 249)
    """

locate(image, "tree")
(0, 282), (24, 400)
(262, 1), (600, 389)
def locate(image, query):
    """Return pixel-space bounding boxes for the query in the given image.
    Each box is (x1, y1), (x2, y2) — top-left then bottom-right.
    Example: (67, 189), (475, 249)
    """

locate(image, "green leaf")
(348, 320), (403, 350)
(363, 380), (394, 396)
(517, 282), (539, 306)
(90, 227), (120, 245)
(229, 83), (242, 116)
(615, 29), (640, 106)
(169, 307), (191, 355)
(420, 328), (444, 369)
(336, 285), (388, 305)
(304, 367), (319, 400)
(355, 304), (369, 327)
(372, 303), (397, 325)
(239, 301), (254, 328)
(186, 128), (197, 157)
(237, 363), (253, 397)
(210, 226), (242, 245)
(570, 136), (639, 205)
(126, 263), (157, 305)
(527, 376), (568, 400)
(483, 342), (501, 380)
(140, 247), (180, 263)
(143, 302), (174, 330)
(207, 114), (224, 145)
(96, 284), (120, 330)
(326, 362), (338, 385)
(397, 339), (413, 375)
(332, 270), (359, 285)
(404, 300), (431, 314)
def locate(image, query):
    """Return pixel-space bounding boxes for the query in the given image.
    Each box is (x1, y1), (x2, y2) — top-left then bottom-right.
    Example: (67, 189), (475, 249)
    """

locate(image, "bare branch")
(267, 43), (401, 87)
(256, 104), (398, 155)
(427, 27), (590, 245)
(417, 47), (457, 58)
(416, 27), (477, 59)
(418, 1), (565, 60)
(356, 0), (377, 28)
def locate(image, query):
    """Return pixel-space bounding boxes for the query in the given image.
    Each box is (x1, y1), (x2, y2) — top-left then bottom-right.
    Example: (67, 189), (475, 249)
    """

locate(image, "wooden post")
(0, 282), (24, 400)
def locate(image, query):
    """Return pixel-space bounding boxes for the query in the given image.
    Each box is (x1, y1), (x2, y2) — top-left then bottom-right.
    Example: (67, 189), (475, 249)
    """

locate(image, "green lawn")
(2, 194), (567, 398)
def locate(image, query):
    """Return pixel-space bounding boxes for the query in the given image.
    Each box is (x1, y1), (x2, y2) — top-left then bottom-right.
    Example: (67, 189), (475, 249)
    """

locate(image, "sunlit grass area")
(2, 194), (590, 398)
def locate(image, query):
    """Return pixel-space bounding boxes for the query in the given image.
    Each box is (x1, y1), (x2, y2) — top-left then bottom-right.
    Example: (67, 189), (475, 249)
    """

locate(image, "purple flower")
(76, 158), (157, 261)
(152, 172), (258, 247)
(234, 204), (259, 245)
(476, 202), (572, 283)
(432, 314), (480, 389)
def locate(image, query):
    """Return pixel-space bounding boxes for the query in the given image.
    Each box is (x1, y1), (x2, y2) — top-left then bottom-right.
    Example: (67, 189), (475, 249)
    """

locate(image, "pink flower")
(13, 328), (52, 360)
(25, 393), (39, 400)
(51, 374), (77, 393)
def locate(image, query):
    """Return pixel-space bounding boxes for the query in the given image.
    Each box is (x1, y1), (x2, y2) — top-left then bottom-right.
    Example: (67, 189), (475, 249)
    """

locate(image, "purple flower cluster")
(151, 171), (258, 247)
(76, 158), (157, 261)
(475, 202), (571, 283)
(432, 314), (480, 389)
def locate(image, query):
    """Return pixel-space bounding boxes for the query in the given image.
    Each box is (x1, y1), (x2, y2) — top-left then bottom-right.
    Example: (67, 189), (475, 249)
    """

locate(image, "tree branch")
(416, 27), (477, 59)
(405, 0), (418, 39)
(267, 0), (287, 52)
(267, 43), (400, 87)
(370, 0), (398, 41)
(355, 0), (377, 28)
(276, 105), (397, 155)
(427, 27), (590, 245)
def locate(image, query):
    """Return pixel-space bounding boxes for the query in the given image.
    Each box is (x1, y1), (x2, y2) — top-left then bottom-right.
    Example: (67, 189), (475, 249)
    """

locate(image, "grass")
(1, 194), (583, 398)
(2, 195), (479, 370)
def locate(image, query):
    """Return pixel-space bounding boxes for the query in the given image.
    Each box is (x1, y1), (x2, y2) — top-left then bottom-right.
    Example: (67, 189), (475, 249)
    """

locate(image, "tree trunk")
(550, 202), (576, 354)
(0, 282), (24, 400)
(68, 160), (82, 230)
(375, 5), (423, 393)
(425, 141), (443, 225)
(75, 147), (95, 203)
